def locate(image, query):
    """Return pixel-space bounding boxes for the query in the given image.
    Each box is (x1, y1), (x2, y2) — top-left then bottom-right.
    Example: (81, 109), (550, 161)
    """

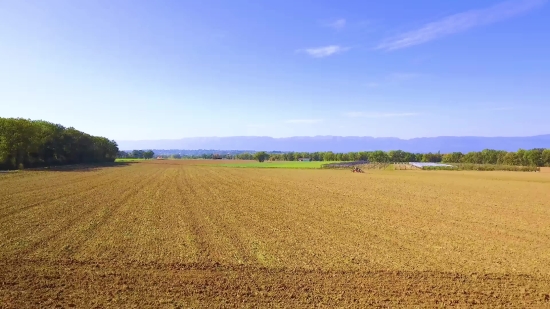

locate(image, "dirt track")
(1, 161), (550, 307)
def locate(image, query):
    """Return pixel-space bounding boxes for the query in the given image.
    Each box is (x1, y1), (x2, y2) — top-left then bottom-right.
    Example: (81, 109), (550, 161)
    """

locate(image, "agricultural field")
(1, 160), (550, 307)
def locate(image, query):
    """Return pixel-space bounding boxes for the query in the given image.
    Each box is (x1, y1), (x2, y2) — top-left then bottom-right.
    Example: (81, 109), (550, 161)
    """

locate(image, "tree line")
(131, 148), (550, 167)
(0, 118), (119, 170)
(118, 150), (155, 159)
(237, 149), (550, 167)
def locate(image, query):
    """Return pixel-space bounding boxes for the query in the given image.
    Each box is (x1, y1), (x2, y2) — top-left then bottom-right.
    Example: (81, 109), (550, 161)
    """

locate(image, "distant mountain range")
(117, 135), (550, 153)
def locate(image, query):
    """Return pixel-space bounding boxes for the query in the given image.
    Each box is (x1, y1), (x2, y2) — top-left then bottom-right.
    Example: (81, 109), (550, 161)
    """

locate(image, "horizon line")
(115, 133), (550, 142)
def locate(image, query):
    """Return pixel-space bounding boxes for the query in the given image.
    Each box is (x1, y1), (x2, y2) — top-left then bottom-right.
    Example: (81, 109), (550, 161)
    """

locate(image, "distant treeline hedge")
(118, 150), (155, 159)
(422, 163), (540, 172)
(148, 148), (550, 167)
(233, 149), (550, 167)
(0, 118), (119, 170)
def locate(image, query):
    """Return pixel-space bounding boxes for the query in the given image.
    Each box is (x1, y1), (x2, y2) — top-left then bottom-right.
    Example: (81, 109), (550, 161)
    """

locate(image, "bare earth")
(1, 161), (550, 307)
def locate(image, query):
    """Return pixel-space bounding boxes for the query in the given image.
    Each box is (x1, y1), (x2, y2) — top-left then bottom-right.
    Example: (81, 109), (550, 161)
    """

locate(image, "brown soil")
(1, 162), (550, 307)
(3, 259), (549, 308)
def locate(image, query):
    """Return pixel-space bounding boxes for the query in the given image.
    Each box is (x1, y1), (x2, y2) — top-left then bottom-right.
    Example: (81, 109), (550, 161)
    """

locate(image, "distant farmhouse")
(298, 158), (311, 162)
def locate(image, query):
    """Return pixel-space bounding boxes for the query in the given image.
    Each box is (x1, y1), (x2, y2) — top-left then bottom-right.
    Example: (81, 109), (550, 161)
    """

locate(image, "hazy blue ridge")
(118, 135), (550, 153)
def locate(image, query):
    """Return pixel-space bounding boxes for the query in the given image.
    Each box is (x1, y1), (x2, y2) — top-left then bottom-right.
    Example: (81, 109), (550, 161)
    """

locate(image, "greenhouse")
(409, 162), (455, 169)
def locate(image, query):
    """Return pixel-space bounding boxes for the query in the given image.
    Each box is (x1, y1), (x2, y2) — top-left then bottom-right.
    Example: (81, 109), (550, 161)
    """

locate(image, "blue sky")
(1, 0), (549, 140)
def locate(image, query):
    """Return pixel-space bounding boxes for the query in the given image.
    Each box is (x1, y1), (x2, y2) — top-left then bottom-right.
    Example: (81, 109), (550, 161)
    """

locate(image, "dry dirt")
(1, 160), (550, 308)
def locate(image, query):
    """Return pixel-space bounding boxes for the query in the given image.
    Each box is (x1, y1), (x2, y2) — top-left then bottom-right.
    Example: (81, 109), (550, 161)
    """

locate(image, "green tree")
(131, 150), (143, 158)
(516, 149), (527, 166)
(323, 151), (335, 161)
(502, 152), (518, 165)
(388, 150), (406, 162)
(421, 152), (442, 162)
(0, 117), (118, 169)
(481, 149), (499, 164)
(236, 152), (254, 160)
(311, 152), (322, 161)
(369, 150), (389, 162)
(496, 150), (507, 165)
(402, 152), (416, 162)
(525, 148), (544, 166)
(254, 151), (268, 162)
(442, 152), (463, 163)
(543, 149), (550, 167)
(283, 152), (296, 161)
(143, 150), (155, 159)
(461, 152), (482, 164)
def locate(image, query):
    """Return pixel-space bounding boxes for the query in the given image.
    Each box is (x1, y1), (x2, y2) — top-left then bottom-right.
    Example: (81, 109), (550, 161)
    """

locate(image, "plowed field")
(2, 161), (550, 307)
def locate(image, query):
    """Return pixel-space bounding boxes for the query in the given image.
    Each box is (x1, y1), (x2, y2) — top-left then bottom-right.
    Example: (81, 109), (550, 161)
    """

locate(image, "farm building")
(298, 158), (311, 162)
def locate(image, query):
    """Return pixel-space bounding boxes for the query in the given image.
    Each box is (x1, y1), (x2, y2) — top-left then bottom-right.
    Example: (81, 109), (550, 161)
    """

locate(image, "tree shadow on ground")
(30, 162), (136, 172)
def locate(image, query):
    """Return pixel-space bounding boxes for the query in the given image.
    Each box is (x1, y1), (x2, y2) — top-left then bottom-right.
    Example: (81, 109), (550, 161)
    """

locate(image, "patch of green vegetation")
(115, 158), (148, 162)
(215, 161), (340, 169)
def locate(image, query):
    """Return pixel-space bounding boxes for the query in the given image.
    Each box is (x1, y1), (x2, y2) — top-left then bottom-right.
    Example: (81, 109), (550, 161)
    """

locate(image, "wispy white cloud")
(285, 119), (324, 124)
(377, 0), (546, 51)
(344, 112), (421, 118)
(297, 45), (350, 58)
(327, 19), (346, 30)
